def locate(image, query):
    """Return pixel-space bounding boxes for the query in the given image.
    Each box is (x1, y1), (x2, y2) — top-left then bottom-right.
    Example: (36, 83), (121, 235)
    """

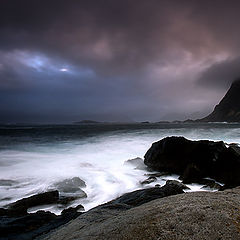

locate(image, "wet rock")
(198, 179), (222, 190)
(166, 180), (190, 190)
(37, 181), (186, 240)
(124, 157), (146, 170)
(61, 204), (84, 216)
(219, 184), (238, 191)
(0, 197), (12, 201)
(0, 192), (83, 240)
(58, 196), (79, 205)
(0, 209), (82, 240)
(0, 179), (18, 186)
(144, 136), (240, 186)
(140, 176), (157, 185)
(54, 177), (86, 194)
(108, 180), (184, 208)
(8, 191), (59, 214)
(144, 172), (170, 178)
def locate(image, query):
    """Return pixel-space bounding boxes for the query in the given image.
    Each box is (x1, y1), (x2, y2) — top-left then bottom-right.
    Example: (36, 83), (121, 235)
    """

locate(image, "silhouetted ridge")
(201, 79), (240, 122)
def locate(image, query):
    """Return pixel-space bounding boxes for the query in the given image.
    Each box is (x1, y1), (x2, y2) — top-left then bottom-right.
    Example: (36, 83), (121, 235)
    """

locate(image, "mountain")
(200, 80), (240, 122)
(73, 120), (101, 124)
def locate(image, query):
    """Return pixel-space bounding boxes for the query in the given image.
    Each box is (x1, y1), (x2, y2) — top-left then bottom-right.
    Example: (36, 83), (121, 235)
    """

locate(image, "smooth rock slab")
(40, 187), (240, 240)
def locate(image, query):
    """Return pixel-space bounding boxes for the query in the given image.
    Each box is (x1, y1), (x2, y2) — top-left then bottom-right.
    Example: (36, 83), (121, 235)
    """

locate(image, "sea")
(1, 122), (240, 214)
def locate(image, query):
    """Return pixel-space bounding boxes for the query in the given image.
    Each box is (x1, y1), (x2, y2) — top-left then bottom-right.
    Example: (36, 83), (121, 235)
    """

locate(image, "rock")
(58, 196), (79, 205)
(0, 208), (9, 216)
(124, 157), (146, 170)
(108, 180), (184, 208)
(8, 191), (59, 214)
(40, 188), (240, 240)
(61, 204), (84, 216)
(37, 181), (184, 240)
(144, 136), (240, 186)
(0, 192), (83, 240)
(144, 172), (170, 178)
(219, 184), (238, 191)
(39, 181), (185, 240)
(0, 209), (82, 240)
(178, 177), (222, 190)
(0, 210), (57, 240)
(62, 188), (87, 199)
(199, 79), (240, 122)
(54, 177), (86, 194)
(196, 179), (222, 190)
(0, 179), (18, 186)
(166, 180), (190, 190)
(140, 176), (157, 185)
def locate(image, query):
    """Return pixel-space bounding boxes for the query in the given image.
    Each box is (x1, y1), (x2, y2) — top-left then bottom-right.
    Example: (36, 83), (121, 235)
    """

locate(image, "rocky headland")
(199, 79), (240, 122)
(2, 136), (240, 240)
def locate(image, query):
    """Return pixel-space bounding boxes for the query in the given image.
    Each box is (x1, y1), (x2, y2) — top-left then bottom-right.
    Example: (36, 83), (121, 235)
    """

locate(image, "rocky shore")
(39, 187), (240, 240)
(1, 136), (240, 240)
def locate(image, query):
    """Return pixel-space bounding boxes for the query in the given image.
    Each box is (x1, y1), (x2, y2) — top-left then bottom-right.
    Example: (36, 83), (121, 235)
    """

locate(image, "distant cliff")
(200, 80), (240, 122)
(73, 120), (101, 124)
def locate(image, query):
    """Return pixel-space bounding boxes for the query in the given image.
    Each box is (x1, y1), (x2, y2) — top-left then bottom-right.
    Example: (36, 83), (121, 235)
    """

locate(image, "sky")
(1, 0), (240, 123)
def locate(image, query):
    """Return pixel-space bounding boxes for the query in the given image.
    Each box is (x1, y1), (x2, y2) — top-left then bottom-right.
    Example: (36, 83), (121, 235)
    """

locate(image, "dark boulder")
(201, 181), (222, 190)
(144, 136), (240, 186)
(165, 180), (190, 190)
(0, 191), (83, 240)
(61, 204), (84, 216)
(0, 210), (82, 240)
(108, 180), (184, 208)
(8, 191), (59, 214)
(54, 177), (86, 194)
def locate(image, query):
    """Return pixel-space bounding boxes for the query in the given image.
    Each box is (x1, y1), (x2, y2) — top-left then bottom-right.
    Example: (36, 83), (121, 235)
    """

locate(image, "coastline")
(2, 135), (240, 239)
(39, 187), (240, 240)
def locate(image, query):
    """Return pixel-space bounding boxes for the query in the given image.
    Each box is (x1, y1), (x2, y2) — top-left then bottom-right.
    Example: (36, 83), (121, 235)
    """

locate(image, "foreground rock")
(108, 180), (185, 207)
(0, 181), (185, 240)
(40, 187), (240, 240)
(0, 191), (84, 240)
(39, 181), (185, 240)
(8, 191), (59, 215)
(144, 136), (240, 186)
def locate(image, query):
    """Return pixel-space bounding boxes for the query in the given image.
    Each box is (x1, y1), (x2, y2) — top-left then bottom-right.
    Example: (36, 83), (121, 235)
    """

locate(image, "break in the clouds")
(1, 0), (240, 123)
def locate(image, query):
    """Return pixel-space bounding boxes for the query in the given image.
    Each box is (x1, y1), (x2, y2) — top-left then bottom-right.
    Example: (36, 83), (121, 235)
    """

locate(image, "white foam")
(1, 126), (240, 213)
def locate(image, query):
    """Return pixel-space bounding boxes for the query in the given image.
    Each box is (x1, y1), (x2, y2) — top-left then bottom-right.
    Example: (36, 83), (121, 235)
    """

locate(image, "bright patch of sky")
(1, 50), (95, 78)
(60, 68), (68, 72)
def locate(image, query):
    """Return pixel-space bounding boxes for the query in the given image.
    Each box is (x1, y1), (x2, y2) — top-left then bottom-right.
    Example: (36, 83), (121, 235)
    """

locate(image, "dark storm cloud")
(0, 0), (221, 73)
(1, 0), (240, 122)
(197, 57), (240, 89)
